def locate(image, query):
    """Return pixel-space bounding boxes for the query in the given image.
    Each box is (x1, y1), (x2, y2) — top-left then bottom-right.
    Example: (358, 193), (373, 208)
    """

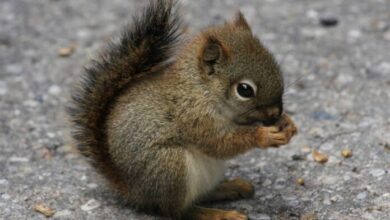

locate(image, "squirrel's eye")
(237, 84), (254, 97)
(235, 80), (257, 100)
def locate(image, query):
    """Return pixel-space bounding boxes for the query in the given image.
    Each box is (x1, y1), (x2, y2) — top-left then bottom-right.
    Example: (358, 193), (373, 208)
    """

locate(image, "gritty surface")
(1, 0), (390, 219)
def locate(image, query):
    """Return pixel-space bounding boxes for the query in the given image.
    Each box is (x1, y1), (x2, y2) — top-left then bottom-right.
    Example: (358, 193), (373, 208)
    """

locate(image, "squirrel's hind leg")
(202, 178), (255, 203)
(181, 179), (253, 219)
(185, 206), (248, 220)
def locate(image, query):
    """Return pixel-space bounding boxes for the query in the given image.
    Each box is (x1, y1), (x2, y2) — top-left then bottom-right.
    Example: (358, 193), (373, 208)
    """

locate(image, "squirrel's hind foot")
(203, 178), (255, 203)
(185, 206), (248, 220)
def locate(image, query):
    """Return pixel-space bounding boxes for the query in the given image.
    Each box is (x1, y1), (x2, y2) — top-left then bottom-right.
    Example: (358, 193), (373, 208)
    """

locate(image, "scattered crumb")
(312, 150), (328, 164)
(384, 143), (390, 151)
(58, 44), (76, 57)
(41, 147), (54, 160)
(34, 203), (55, 217)
(300, 212), (318, 220)
(341, 148), (353, 158)
(301, 146), (311, 153)
(366, 205), (390, 212)
(297, 178), (305, 186)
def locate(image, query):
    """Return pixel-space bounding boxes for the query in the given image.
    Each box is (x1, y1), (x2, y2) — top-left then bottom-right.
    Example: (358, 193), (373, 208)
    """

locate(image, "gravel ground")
(1, 0), (390, 219)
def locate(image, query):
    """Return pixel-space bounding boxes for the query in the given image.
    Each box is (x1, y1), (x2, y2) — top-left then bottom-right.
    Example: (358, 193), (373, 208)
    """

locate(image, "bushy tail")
(68, 0), (180, 191)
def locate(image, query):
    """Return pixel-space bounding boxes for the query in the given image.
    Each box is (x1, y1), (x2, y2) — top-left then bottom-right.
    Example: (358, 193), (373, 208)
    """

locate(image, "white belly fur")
(184, 149), (226, 206)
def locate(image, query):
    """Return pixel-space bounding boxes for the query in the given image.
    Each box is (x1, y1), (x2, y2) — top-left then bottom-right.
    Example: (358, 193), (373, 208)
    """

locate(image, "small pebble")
(80, 175), (88, 181)
(370, 169), (386, 177)
(384, 143), (390, 151)
(257, 214), (271, 220)
(330, 195), (343, 203)
(361, 213), (375, 220)
(306, 9), (319, 19)
(323, 195), (332, 205)
(0, 179), (8, 185)
(319, 17), (338, 27)
(286, 199), (300, 207)
(274, 178), (286, 189)
(239, 204), (253, 212)
(301, 146), (312, 153)
(343, 175), (351, 181)
(308, 127), (325, 138)
(320, 176), (338, 187)
(87, 183), (98, 188)
(9, 156), (29, 163)
(356, 191), (367, 200)
(384, 31), (390, 41)
(1, 194), (11, 200)
(311, 110), (337, 121)
(348, 29), (362, 39)
(41, 148), (54, 160)
(262, 179), (272, 187)
(53, 209), (71, 218)
(23, 100), (39, 108)
(377, 62), (390, 74)
(48, 85), (61, 95)
(81, 199), (100, 211)
(312, 150), (328, 164)
(0, 82), (7, 95)
(5, 64), (23, 75)
(341, 148), (353, 158)
(291, 154), (305, 161)
(301, 27), (326, 38)
(47, 132), (55, 138)
(34, 203), (56, 217)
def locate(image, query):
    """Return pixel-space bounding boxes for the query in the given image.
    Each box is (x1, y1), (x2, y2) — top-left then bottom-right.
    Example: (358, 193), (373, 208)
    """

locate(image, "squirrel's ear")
(233, 11), (251, 31)
(200, 36), (228, 75)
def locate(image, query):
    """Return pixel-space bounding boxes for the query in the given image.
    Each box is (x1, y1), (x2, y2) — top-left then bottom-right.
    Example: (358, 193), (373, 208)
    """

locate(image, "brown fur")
(68, 0), (297, 219)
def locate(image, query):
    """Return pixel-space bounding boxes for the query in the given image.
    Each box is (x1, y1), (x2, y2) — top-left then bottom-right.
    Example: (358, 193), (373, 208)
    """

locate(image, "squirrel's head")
(187, 12), (284, 126)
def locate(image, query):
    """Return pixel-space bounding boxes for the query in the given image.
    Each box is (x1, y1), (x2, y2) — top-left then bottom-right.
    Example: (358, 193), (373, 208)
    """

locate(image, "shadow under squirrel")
(68, 0), (297, 219)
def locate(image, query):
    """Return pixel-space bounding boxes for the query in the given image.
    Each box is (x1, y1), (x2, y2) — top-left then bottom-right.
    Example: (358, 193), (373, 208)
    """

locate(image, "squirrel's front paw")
(256, 114), (297, 148)
(256, 126), (289, 148)
(276, 113), (298, 141)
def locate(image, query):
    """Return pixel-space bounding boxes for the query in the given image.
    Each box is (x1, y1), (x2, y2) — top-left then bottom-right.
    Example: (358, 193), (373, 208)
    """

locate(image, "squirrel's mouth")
(234, 106), (282, 126)
(234, 101), (283, 127)
(234, 115), (281, 126)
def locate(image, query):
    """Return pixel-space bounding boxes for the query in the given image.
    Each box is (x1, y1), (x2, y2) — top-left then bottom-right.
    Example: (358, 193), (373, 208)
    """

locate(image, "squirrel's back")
(68, 0), (180, 193)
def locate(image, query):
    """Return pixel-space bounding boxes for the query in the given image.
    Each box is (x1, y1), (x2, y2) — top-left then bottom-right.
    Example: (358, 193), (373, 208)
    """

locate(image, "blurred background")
(1, 0), (389, 219)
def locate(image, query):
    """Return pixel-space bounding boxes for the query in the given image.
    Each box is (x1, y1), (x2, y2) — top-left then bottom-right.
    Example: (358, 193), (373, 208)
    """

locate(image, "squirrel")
(68, 0), (297, 219)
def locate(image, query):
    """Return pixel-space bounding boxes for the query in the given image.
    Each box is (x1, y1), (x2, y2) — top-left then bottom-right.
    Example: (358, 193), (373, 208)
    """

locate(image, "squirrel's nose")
(265, 106), (281, 118)
(262, 106), (282, 126)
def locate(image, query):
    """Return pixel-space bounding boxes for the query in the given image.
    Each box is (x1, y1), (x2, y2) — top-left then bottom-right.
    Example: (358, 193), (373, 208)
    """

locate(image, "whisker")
(284, 74), (306, 91)
(282, 91), (296, 97)
(238, 107), (257, 117)
(283, 96), (309, 106)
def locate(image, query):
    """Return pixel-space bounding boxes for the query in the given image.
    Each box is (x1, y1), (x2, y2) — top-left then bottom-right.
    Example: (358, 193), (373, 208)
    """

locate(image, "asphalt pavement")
(1, 0), (389, 219)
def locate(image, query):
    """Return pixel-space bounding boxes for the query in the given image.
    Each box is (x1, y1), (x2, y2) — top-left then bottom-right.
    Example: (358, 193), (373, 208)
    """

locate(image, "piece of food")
(296, 178), (305, 186)
(33, 203), (55, 217)
(312, 150), (328, 163)
(341, 148), (353, 158)
(301, 212), (318, 220)
(58, 44), (76, 57)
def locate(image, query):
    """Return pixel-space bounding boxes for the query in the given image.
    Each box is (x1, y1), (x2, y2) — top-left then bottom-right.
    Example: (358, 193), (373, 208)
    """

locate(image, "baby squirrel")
(69, 0), (297, 219)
